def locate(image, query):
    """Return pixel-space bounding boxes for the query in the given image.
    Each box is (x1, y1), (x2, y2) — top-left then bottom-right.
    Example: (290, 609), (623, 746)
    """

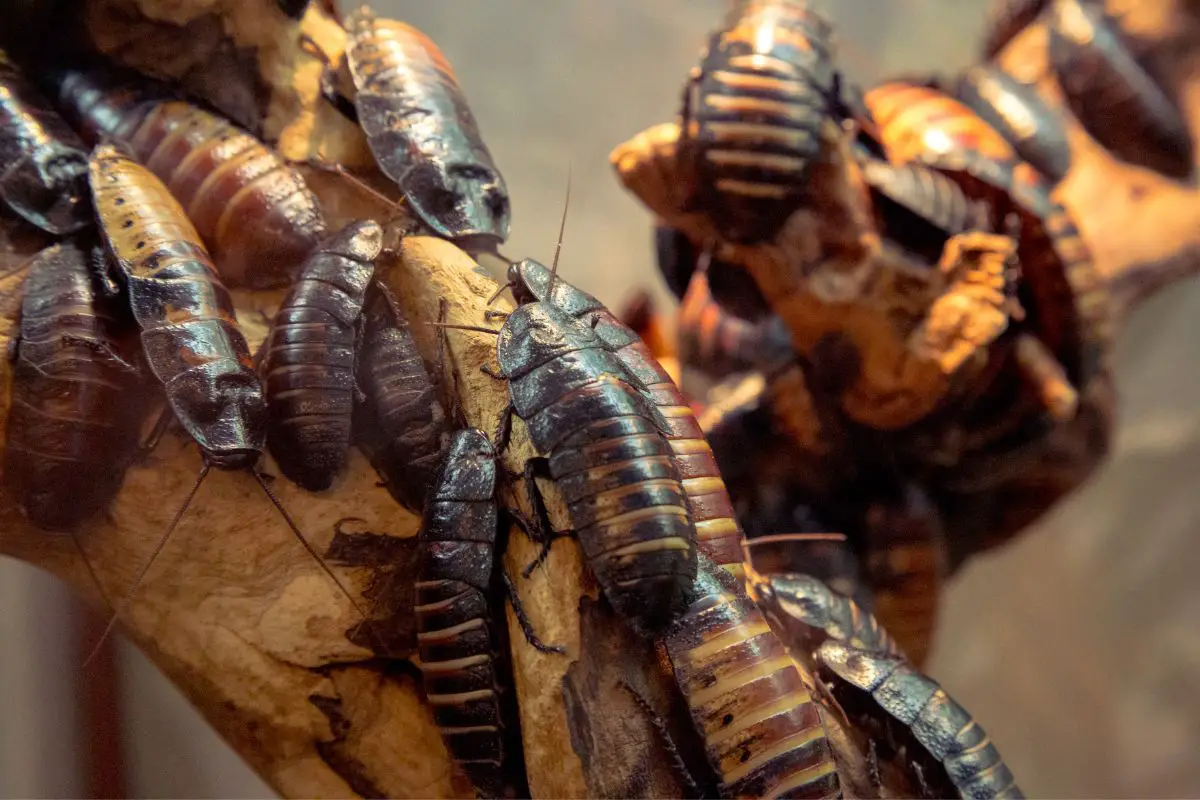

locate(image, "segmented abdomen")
(355, 289), (448, 513)
(677, 271), (793, 379)
(89, 144), (264, 466)
(818, 641), (1024, 798)
(415, 429), (505, 798)
(4, 241), (145, 530)
(662, 560), (842, 798)
(864, 82), (1018, 167)
(264, 220), (381, 491)
(0, 50), (91, 234)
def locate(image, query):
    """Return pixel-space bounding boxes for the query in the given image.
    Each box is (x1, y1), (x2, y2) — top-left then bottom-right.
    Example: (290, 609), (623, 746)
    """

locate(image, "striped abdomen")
(864, 82), (1018, 168)
(0, 50), (90, 234)
(678, 270), (793, 378)
(344, 6), (509, 245)
(662, 560), (841, 798)
(681, 0), (836, 242)
(355, 288), (449, 513)
(263, 220), (381, 491)
(818, 641), (1024, 798)
(414, 429), (507, 798)
(4, 241), (145, 530)
(89, 144), (264, 469)
(56, 67), (326, 288)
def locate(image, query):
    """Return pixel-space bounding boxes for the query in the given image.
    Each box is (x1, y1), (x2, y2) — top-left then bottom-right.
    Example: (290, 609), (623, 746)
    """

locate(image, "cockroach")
(981, 0), (1050, 59)
(678, 0), (838, 244)
(955, 65), (1071, 183)
(660, 555), (842, 798)
(3, 239), (145, 530)
(276, 0), (311, 19)
(677, 269), (793, 379)
(51, 61), (327, 288)
(0, 49), (91, 235)
(354, 284), (450, 513)
(262, 219), (382, 492)
(504, 258), (744, 576)
(1048, 0), (1193, 180)
(341, 5), (510, 248)
(817, 641), (1025, 798)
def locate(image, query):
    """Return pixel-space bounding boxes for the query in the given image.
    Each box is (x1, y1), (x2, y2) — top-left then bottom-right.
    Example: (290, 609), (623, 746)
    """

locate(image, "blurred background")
(2, 0), (1199, 796)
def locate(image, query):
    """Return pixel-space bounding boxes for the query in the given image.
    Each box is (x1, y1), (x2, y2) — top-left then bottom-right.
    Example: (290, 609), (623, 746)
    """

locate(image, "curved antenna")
(545, 163), (572, 301)
(739, 531), (848, 566)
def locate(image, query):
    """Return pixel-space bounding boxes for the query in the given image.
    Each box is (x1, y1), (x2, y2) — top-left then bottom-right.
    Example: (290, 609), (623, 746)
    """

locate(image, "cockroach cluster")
(7, 0), (1184, 796)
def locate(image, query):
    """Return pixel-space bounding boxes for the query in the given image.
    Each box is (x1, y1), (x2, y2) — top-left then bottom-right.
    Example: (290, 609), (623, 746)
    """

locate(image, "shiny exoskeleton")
(53, 62), (327, 288)
(89, 144), (264, 469)
(660, 556), (842, 798)
(343, 6), (510, 248)
(0, 49), (90, 235)
(262, 220), (381, 492)
(981, 0), (1050, 59)
(818, 641), (1024, 799)
(414, 428), (513, 799)
(508, 259), (745, 575)
(677, 270), (793, 379)
(679, 0), (837, 243)
(496, 273), (697, 630)
(3, 240), (145, 530)
(355, 285), (449, 513)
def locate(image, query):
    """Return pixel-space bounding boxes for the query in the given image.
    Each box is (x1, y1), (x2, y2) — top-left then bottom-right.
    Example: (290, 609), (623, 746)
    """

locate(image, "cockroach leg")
(137, 407), (175, 457)
(616, 680), (705, 799)
(519, 459), (576, 579)
(493, 401), (514, 454)
(89, 246), (121, 298)
(500, 570), (565, 655)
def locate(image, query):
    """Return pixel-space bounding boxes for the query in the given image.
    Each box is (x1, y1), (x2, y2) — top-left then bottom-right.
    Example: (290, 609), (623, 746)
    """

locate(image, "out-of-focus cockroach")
(354, 285), (450, 514)
(981, 0), (1050, 59)
(818, 640), (1025, 798)
(340, 5), (510, 249)
(3, 239), (145, 530)
(660, 555), (842, 798)
(0, 49), (91, 234)
(262, 219), (382, 492)
(676, 269), (793, 379)
(52, 62), (327, 288)
(678, 0), (838, 243)
(1048, 0), (1194, 180)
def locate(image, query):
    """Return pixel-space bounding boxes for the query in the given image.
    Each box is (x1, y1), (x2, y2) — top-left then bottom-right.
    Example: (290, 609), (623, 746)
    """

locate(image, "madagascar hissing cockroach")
(341, 5), (510, 249)
(0, 49), (91, 235)
(676, 269), (793, 379)
(51, 61), (327, 288)
(354, 283), (450, 513)
(3, 239), (146, 531)
(817, 640), (1025, 798)
(504, 258), (745, 577)
(678, 0), (837, 243)
(981, 0), (1050, 59)
(262, 219), (382, 492)
(660, 555), (842, 798)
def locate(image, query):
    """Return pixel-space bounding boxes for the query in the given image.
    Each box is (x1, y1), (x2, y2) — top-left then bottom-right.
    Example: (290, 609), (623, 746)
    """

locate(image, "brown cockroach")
(0, 48), (91, 235)
(981, 0), (1051, 59)
(262, 219), (382, 492)
(51, 60), (327, 288)
(676, 269), (793, 380)
(3, 239), (146, 530)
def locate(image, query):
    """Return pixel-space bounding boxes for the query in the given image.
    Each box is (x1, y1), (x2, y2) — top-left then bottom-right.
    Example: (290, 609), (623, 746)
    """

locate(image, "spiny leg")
(519, 459), (576, 578)
(616, 680), (704, 799)
(501, 570), (565, 655)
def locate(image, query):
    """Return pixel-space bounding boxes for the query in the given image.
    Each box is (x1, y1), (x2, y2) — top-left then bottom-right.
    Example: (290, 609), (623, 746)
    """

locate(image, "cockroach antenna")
(546, 163), (572, 302)
(428, 322), (502, 336)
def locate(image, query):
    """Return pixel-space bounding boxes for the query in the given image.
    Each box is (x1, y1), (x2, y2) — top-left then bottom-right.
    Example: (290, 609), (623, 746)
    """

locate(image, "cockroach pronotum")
(51, 61), (327, 288)
(355, 284), (450, 513)
(342, 5), (510, 249)
(3, 240), (145, 531)
(660, 555), (842, 798)
(1048, 0), (1194, 180)
(817, 641), (1025, 799)
(678, 0), (837, 244)
(504, 258), (744, 577)
(0, 49), (91, 235)
(262, 219), (382, 492)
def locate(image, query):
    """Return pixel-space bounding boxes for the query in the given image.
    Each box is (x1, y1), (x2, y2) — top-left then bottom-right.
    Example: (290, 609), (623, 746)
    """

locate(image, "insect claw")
(483, 310), (509, 322)
(480, 363), (505, 380)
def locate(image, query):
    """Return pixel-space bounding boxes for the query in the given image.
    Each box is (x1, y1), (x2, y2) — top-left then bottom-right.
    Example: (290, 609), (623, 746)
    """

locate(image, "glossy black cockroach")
(956, 65), (1071, 184)
(818, 641), (1025, 799)
(981, 0), (1050, 59)
(1048, 0), (1194, 180)
(660, 555), (842, 798)
(0, 48), (91, 235)
(3, 239), (145, 531)
(679, 0), (838, 244)
(503, 258), (744, 577)
(50, 60), (327, 288)
(340, 5), (510, 248)
(354, 285), (450, 513)
(262, 219), (381, 492)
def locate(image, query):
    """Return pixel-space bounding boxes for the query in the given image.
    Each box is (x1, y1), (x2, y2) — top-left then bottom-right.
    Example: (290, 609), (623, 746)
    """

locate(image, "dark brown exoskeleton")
(676, 269), (794, 380)
(0, 48), (91, 235)
(981, 0), (1051, 59)
(505, 258), (746, 576)
(487, 265), (698, 632)
(262, 220), (382, 492)
(339, 5), (510, 250)
(50, 59), (327, 288)
(3, 239), (146, 530)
